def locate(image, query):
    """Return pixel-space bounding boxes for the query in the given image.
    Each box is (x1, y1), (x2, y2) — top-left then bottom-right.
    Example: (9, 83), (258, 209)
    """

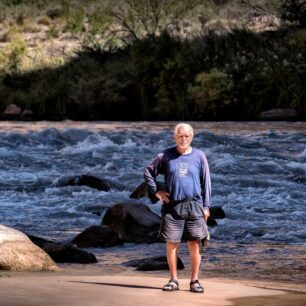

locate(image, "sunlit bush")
(190, 69), (233, 117)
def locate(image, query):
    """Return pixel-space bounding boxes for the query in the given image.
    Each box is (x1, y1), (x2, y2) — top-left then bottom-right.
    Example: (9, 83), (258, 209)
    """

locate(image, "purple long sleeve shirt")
(144, 146), (211, 208)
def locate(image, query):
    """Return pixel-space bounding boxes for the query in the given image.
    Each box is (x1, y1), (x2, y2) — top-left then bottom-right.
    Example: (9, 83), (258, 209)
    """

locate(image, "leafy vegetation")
(0, 0), (305, 120)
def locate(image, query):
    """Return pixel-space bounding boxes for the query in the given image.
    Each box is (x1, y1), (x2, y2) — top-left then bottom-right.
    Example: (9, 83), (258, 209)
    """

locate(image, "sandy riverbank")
(1, 270), (306, 306)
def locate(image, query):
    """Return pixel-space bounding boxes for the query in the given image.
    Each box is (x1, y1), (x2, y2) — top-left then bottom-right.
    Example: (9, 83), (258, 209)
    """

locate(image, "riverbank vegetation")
(0, 0), (305, 120)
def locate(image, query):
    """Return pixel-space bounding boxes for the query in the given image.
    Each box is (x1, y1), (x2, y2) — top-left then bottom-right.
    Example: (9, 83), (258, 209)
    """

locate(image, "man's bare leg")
(187, 240), (201, 281)
(166, 242), (180, 280)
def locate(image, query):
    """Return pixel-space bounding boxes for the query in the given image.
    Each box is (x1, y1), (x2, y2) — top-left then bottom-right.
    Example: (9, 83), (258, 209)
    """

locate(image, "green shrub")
(64, 6), (85, 33)
(37, 15), (52, 25)
(7, 35), (27, 72)
(46, 24), (59, 38)
(0, 49), (7, 71)
(88, 4), (114, 36)
(189, 68), (233, 117)
(21, 22), (41, 33)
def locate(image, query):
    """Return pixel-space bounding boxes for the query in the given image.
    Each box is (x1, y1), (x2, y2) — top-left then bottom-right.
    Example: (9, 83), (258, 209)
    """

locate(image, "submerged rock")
(123, 256), (184, 271)
(130, 181), (165, 203)
(28, 235), (97, 264)
(56, 174), (111, 192)
(259, 109), (297, 120)
(0, 225), (57, 271)
(102, 203), (161, 243)
(71, 225), (123, 248)
(286, 174), (306, 185)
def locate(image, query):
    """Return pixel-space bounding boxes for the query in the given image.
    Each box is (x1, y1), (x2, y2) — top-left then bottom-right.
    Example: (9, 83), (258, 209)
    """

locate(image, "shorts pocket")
(172, 201), (204, 219)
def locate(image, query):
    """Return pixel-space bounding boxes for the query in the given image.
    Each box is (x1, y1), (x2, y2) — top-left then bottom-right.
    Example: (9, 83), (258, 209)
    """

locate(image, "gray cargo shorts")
(158, 201), (209, 243)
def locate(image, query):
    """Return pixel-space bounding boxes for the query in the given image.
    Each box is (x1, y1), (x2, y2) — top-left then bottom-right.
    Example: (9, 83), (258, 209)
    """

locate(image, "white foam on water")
(0, 147), (15, 157)
(0, 171), (39, 182)
(298, 147), (306, 158)
(211, 153), (236, 170)
(286, 161), (306, 174)
(103, 162), (116, 170)
(256, 160), (285, 172)
(59, 134), (117, 154)
(121, 138), (137, 149)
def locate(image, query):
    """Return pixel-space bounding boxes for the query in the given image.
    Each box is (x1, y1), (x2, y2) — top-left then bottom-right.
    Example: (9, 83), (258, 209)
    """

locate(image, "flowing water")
(0, 121), (305, 282)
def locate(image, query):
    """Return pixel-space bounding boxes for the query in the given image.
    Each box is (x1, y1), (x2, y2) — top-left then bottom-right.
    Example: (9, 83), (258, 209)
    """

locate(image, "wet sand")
(0, 271), (306, 306)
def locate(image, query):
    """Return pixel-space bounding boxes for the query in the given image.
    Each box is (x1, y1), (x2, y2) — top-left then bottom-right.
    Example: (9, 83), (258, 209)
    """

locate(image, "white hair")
(173, 123), (194, 137)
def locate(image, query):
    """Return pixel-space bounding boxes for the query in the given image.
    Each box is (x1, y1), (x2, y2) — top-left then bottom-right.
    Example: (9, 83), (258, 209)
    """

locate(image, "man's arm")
(144, 154), (170, 204)
(201, 153), (211, 221)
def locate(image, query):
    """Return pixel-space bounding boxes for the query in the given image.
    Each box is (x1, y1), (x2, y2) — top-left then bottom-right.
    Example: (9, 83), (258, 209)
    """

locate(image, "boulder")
(208, 206), (226, 227)
(21, 109), (33, 116)
(28, 235), (97, 264)
(123, 256), (184, 271)
(259, 109), (297, 120)
(3, 104), (21, 115)
(71, 225), (123, 248)
(0, 225), (57, 271)
(43, 244), (97, 264)
(56, 175), (111, 192)
(20, 109), (34, 120)
(102, 203), (161, 243)
(130, 181), (165, 203)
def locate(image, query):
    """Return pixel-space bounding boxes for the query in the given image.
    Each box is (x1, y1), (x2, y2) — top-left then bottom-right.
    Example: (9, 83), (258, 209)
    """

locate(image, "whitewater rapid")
(0, 121), (305, 246)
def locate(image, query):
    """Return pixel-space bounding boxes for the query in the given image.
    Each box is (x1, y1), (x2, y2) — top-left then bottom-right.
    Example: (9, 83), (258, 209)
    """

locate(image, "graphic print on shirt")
(177, 162), (189, 177)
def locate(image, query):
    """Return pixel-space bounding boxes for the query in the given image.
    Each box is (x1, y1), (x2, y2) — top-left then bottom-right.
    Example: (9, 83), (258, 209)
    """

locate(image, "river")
(0, 121), (305, 282)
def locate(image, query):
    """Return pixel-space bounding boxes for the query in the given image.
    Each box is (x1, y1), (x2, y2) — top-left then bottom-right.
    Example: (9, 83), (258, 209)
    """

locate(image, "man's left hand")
(203, 208), (210, 222)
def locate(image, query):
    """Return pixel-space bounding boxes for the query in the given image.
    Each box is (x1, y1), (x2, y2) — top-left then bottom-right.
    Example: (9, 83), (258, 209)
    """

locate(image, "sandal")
(162, 279), (179, 291)
(190, 280), (204, 293)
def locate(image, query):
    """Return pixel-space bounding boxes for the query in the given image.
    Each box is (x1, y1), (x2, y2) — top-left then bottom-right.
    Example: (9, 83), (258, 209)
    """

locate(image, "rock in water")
(56, 174), (111, 191)
(259, 109), (297, 120)
(209, 206), (226, 219)
(0, 225), (57, 271)
(102, 203), (161, 243)
(129, 181), (166, 203)
(71, 225), (123, 248)
(43, 244), (97, 264)
(123, 256), (184, 271)
(28, 235), (97, 264)
(207, 206), (226, 226)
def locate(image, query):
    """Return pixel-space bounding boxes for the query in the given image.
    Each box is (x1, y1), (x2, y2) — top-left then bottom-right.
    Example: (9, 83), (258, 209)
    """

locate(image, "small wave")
(211, 153), (236, 170)
(252, 160), (285, 174)
(0, 147), (15, 157)
(122, 138), (137, 149)
(59, 134), (117, 154)
(286, 161), (306, 174)
(298, 148), (306, 159)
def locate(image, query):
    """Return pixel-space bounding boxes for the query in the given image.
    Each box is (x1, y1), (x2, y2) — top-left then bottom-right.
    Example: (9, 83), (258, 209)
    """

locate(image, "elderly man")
(144, 123), (211, 293)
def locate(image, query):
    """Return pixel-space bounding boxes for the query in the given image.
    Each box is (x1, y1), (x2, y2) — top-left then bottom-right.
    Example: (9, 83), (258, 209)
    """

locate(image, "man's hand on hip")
(156, 191), (170, 204)
(203, 208), (210, 222)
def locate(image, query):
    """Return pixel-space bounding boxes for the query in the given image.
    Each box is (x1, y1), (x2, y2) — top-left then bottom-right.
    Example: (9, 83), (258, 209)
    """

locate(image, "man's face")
(175, 128), (193, 151)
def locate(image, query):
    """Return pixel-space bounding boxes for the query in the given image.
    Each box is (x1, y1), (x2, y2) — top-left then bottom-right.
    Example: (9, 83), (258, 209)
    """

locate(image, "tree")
(108, 0), (201, 46)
